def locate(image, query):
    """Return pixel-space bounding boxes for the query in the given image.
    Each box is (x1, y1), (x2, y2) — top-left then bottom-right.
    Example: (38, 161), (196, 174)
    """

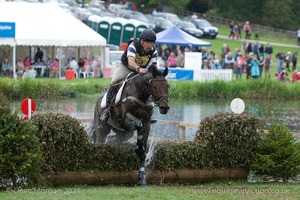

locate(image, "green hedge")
(0, 93), (44, 189)
(28, 113), (264, 173)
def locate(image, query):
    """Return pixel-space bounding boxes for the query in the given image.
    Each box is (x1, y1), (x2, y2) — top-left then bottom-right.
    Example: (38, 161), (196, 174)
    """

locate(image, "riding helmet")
(140, 29), (156, 42)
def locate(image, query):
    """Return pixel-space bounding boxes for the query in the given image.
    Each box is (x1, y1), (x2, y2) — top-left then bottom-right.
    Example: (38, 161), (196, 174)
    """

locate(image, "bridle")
(121, 73), (169, 107)
(143, 76), (169, 106)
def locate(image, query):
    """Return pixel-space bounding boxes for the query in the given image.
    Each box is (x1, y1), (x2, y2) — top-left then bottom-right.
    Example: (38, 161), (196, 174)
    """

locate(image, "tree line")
(122, 0), (300, 30)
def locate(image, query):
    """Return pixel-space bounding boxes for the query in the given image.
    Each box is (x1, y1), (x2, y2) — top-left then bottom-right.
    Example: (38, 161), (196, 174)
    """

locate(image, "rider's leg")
(100, 86), (116, 122)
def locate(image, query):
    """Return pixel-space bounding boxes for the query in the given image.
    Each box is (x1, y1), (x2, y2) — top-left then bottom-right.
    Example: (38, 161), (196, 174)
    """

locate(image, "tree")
(186, 0), (213, 14)
(251, 123), (300, 182)
(262, 0), (294, 29)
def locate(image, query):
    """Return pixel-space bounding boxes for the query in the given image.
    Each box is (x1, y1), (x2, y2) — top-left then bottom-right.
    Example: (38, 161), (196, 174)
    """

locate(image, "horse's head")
(147, 65), (170, 114)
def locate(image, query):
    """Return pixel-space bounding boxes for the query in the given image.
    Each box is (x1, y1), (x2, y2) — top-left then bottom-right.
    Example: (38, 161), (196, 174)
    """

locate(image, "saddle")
(100, 72), (136, 108)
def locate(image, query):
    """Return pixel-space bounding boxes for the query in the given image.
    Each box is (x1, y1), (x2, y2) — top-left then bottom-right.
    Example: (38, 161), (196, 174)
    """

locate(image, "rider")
(100, 29), (158, 122)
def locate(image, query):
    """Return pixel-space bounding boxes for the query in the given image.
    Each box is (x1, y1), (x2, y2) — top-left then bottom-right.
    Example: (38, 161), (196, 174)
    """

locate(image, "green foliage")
(150, 142), (207, 171)
(251, 123), (300, 182)
(0, 78), (109, 100)
(194, 112), (264, 169)
(0, 112), (44, 189)
(212, 0), (299, 29)
(29, 113), (90, 173)
(0, 92), (10, 115)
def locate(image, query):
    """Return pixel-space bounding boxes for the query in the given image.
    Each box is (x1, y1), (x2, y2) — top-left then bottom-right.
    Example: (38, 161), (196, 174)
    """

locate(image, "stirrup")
(100, 109), (110, 122)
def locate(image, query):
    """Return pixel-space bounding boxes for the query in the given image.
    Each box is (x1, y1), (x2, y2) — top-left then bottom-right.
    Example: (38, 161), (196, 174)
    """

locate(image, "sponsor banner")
(0, 22), (15, 38)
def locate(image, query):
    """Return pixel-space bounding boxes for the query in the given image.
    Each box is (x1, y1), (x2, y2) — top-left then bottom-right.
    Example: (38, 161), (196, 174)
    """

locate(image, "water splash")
(145, 137), (159, 168)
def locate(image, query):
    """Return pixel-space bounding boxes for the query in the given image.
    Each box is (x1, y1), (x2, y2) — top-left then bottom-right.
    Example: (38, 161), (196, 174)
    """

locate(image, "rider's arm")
(128, 57), (147, 74)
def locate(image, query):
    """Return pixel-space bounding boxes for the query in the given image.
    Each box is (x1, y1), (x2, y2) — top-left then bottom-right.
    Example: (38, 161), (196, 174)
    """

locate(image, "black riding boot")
(100, 86), (116, 122)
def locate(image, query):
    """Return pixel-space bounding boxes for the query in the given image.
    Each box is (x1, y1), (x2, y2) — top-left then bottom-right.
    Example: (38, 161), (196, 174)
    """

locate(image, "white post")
(28, 99), (32, 119)
(13, 44), (16, 78)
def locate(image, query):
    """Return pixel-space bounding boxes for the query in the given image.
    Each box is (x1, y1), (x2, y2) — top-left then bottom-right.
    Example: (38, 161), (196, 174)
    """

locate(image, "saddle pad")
(115, 72), (135, 104)
(100, 92), (108, 108)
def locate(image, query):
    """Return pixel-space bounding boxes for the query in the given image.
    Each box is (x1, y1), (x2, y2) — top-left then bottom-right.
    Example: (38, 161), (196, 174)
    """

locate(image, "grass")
(1, 181), (299, 200)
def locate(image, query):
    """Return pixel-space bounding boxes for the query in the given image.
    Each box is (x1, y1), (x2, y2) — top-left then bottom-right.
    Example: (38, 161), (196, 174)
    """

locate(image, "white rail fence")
(195, 69), (233, 82)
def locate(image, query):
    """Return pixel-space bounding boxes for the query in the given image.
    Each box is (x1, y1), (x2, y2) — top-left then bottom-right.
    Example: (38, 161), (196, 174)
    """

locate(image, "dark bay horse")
(91, 65), (169, 185)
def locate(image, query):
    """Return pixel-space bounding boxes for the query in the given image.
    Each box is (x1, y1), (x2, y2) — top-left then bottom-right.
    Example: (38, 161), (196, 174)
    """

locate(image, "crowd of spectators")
(0, 47), (99, 79)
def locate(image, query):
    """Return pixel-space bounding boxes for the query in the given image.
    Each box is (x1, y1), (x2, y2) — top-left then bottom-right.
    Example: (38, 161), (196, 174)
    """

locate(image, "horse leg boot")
(100, 86), (116, 122)
(135, 132), (147, 186)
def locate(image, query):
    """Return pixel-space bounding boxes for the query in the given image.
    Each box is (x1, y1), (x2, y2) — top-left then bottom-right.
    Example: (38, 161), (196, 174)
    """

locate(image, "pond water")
(11, 96), (300, 183)
(11, 95), (300, 141)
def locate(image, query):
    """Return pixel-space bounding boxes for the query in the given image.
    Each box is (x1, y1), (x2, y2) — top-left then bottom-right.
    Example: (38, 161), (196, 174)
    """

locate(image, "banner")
(0, 22), (15, 38)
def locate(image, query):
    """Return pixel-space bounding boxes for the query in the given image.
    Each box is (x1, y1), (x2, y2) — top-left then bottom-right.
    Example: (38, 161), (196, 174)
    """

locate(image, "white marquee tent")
(0, 2), (107, 76)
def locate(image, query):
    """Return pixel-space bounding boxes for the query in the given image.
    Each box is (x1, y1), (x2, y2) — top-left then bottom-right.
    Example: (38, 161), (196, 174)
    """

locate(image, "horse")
(91, 65), (169, 186)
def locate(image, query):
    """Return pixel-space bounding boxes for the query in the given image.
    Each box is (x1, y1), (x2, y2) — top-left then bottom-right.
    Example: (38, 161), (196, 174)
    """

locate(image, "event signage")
(0, 22), (15, 38)
(160, 68), (194, 81)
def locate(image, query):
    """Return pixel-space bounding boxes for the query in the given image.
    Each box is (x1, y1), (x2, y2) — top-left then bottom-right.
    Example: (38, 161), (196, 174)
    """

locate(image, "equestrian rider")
(100, 29), (158, 122)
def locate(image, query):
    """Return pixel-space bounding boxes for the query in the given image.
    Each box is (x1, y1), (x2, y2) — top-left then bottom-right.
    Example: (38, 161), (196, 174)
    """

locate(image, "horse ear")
(162, 67), (168, 77)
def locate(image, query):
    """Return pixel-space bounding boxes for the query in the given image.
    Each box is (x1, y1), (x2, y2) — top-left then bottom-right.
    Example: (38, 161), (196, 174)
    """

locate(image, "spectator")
(228, 21), (234, 39)
(152, 8), (158, 16)
(224, 51), (234, 70)
(83, 57), (90, 72)
(44, 57), (53, 77)
(34, 47), (44, 62)
(264, 54), (271, 79)
(139, 4), (145, 14)
(16, 57), (25, 77)
(292, 51), (298, 71)
(285, 51), (291, 72)
(251, 55), (260, 79)
(211, 59), (222, 70)
(191, 13), (198, 19)
(22, 66), (36, 79)
(252, 41), (259, 57)
(167, 51), (177, 68)
(276, 50), (285, 72)
(258, 55), (265, 77)
(69, 57), (79, 71)
(265, 43), (273, 61)
(1, 58), (11, 77)
(23, 56), (31, 68)
(237, 23), (242, 40)
(291, 70), (300, 82)
(90, 56), (98, 73)
(78, 57), (85, 71)
(243, 21), (251, 39)
(157, 2), (164, 12)
(278, 68), (290, 81)
(176, 48), (184, 68)
(246, 53), (253, 80)
(235, 53), (244, 79)
(258, 44), (265, 58)
(50, 58), (59, 78)
(34, 57), (45, 77)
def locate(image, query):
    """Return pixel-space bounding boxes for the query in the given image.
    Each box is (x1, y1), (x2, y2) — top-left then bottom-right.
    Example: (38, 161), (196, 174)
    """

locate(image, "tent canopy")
(0, 2), (106, 47)
(155, 26), (211, 47)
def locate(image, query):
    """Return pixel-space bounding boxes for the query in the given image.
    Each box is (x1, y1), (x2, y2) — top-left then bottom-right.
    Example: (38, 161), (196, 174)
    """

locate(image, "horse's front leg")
(135, 123), (150, 186)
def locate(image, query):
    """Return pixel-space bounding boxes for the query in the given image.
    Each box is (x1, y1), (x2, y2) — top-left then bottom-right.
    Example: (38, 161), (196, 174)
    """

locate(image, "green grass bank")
(1, 77), (300, 101)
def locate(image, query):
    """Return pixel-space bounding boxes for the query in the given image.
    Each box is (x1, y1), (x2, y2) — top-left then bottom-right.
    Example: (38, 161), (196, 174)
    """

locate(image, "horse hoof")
(138, 181), (147, 186)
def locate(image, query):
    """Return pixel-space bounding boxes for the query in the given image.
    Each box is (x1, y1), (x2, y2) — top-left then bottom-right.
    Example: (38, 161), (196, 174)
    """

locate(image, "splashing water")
(145, 137), (159, 168)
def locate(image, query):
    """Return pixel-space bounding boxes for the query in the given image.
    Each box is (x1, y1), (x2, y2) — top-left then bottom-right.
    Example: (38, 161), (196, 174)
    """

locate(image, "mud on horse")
(92, 65), (169, 185)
